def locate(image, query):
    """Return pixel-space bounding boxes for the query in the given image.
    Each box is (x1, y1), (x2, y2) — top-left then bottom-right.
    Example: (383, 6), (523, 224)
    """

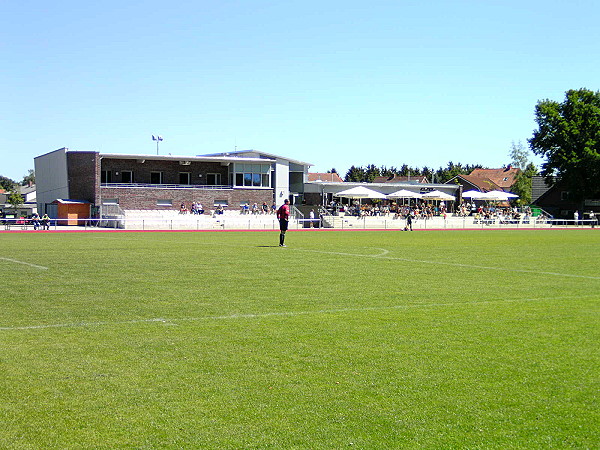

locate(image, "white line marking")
(1, 296), (595, 332)
(291, 248), (600, 280)
(0, 257), (49, 270)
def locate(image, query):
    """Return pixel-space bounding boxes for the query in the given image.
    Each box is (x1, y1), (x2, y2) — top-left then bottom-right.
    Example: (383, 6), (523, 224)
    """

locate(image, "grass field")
(1, 229), (598, 448)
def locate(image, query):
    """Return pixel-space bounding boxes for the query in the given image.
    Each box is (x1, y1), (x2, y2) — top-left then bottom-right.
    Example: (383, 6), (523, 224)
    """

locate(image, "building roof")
(531, 175), (555, 203)
(371, 175), (429, 184)
(198, 149), (313, 167)
(308, 172), (344, 182)
(468, 167), (520, 189)
(450, 174), (501, 192)
(99, 152), (275, 164)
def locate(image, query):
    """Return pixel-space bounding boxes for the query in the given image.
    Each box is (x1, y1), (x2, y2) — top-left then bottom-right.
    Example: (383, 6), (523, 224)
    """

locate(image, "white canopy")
(479, 190), (519, 201)
(421, 190), (455, 201)
(387, 189), (423, 199)
(334, 186), (387, 199)
(462, 190), (486, 199)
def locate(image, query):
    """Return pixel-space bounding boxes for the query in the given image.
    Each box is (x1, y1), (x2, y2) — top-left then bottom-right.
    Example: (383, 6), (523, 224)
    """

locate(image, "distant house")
(371, 175), (429, 184)
(447, 166), (521, 193)
(530, 176), (599, 218)
(308, 172), (344, 183)
(0, 184), (37, 217)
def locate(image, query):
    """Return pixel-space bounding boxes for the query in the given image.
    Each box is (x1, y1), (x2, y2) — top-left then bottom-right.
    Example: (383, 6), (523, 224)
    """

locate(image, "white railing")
(1, 216), (597, 231)
(101, 183), (233, 190)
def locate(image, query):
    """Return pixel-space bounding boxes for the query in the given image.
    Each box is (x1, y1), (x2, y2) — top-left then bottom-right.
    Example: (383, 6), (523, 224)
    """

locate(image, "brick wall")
(101, 186), (273, 211)
(67, 152), (99, 203)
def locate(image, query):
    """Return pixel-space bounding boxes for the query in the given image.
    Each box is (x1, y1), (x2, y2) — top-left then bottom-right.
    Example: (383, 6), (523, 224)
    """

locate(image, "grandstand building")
(35, 148), (312, 216)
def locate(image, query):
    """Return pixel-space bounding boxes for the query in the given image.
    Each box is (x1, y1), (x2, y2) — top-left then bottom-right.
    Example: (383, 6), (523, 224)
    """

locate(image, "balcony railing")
(101, 183), (234, 190)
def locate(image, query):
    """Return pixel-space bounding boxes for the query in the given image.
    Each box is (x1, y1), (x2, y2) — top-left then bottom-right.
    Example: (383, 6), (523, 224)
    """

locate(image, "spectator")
(41, 213), (51, 230)
(31, 212), (40, 230)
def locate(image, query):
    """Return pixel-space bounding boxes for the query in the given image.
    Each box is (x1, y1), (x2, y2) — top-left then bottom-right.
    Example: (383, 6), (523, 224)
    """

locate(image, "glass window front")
(233, 163), (271, 188)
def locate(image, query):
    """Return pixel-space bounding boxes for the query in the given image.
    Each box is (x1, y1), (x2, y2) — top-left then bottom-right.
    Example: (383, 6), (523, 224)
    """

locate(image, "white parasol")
(334, 186), (387, 199)
(421, 190), (455, 201)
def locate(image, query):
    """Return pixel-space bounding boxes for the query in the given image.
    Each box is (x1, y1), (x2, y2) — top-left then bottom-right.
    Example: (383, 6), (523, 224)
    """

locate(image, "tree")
(7, 189), (24, 214)
(511, 162), (538, 205)
(529, 88), (600, 201)
(509, 141), (530, 170)
(0, 175), (15, 192)
(344, 165), (365, 182)
(21, 169), (35, 186)
(508, 141), (537, 204)
(364, 164), (381, 182)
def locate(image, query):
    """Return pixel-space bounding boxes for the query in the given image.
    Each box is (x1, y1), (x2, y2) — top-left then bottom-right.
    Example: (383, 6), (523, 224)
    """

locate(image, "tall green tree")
(509, 141), (530, 170)
(21, 169), (35, 186)
(344, 165), (365, 182)
(529, 88), (600, 200)
(0, 175), (16, 192)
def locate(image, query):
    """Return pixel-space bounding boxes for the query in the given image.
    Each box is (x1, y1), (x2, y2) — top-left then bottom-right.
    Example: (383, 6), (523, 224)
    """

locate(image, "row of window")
(101, 170), (223, 185)
(103, 198), (230, 207)
(101, 170), (272, 188)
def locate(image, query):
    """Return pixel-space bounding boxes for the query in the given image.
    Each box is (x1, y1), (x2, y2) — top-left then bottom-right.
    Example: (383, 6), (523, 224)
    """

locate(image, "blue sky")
(2, 0), (598, 181)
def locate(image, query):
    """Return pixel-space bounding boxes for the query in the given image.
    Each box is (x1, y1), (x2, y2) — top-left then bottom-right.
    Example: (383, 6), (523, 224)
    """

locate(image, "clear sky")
(2, 0), (598, 181)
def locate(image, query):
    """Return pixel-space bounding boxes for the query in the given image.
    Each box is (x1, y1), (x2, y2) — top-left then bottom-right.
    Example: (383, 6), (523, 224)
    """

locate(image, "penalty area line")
(0, 296), (587, 332)
(290, 248), (600, 281)
(0, 256), (49, 270)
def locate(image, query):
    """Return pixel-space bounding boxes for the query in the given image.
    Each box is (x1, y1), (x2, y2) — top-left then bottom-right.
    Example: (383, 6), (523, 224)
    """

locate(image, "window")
(214, 199), (228, 207)
(206, 173), (221, 185)
(101, 170), (112, 183)
(561, 191), (570, 201)
(157, 199), (173, 207)
(179, 172), (191, 185)
(121, 170), (133, 183)
(150, 172), (163, 184)
(233, 163), (271, 188)
(102, 198), (119, 205)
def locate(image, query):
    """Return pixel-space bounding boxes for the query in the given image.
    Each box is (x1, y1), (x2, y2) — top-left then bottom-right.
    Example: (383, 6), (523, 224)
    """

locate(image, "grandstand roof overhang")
(99, 153), (276, 164)
(198, 149), (313, 168)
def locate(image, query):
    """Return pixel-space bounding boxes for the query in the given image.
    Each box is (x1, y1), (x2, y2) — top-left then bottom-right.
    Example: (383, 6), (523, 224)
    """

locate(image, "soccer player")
(276, 199), (290, 247)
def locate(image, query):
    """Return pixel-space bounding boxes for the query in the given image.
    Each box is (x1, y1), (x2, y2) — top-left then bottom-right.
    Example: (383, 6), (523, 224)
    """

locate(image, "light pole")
(152, 135), (163, 155)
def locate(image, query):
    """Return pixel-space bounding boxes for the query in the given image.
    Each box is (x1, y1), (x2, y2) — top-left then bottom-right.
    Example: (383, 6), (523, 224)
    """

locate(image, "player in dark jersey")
(276, 199), (290, 247)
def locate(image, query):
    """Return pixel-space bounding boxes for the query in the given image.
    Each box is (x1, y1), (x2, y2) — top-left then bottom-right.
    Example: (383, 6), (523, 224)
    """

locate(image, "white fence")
(2, 214), (598, 231)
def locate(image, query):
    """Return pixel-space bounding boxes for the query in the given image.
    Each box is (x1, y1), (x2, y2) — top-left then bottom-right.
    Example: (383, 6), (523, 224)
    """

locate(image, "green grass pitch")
(1, 229), (598, 448)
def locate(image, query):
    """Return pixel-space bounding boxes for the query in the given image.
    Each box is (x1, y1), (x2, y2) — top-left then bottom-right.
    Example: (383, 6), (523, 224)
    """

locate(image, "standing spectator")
(405, 209), (413, 231)
(277, 199), (290, 247)
(590, 211), (597, 228)
(574, 210), (579, 226)
(309, 209), (315, 227)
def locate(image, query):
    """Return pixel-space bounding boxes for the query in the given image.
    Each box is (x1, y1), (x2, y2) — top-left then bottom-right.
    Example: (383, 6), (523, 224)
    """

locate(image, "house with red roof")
(447, 166), (521, 193)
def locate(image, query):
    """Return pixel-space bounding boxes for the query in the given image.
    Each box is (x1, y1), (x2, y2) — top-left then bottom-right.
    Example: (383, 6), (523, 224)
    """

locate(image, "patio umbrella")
(387, 189), (423, 199)
(387, 189), (423, 208)
(462, 190), (486, 199)
(479, 190), (517, 201)
(421, 190), (455, 201)
(334, 186), (387, 199)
